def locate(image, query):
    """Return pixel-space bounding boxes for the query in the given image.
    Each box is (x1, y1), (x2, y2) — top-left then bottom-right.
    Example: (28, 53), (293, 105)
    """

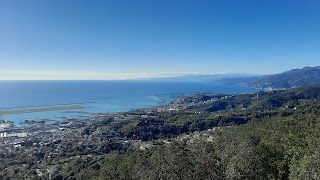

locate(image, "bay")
(0, 80), (258, 127)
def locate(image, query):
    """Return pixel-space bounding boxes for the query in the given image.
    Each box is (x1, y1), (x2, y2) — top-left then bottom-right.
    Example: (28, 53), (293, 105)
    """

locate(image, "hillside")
(219, 66), (320, 89)
(2, 84), (320, 179)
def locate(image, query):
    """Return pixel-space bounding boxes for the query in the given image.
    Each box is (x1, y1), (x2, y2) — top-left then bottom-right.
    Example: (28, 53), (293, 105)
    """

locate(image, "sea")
(0, 80), (258, 127)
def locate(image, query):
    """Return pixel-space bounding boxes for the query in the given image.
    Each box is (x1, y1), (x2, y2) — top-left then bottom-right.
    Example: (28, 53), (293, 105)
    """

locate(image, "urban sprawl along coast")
(0, 93), (233, 161)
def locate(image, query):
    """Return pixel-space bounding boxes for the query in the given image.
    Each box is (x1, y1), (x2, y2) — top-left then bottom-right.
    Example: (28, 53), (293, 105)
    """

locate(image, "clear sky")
(1, 0), (319, 80)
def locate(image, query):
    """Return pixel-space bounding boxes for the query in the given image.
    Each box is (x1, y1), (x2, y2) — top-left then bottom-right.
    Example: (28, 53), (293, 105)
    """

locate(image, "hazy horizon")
(1, 0), (319, 80)
(0, 71), (264, 81)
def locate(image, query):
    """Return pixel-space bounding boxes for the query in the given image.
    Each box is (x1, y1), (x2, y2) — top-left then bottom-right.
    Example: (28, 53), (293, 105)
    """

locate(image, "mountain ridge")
(142, 73), (260, 82)
(219, 66), (320, 89)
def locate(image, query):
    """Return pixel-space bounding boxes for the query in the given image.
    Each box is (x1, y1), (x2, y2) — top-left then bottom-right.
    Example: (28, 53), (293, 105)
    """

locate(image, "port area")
(0, 105), (87, 115)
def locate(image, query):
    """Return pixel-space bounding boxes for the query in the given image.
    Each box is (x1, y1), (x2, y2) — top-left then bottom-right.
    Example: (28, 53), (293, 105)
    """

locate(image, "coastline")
(152, 95), (166, 104)
(0, 81), (258, 128)
(0, 93), (181, 129)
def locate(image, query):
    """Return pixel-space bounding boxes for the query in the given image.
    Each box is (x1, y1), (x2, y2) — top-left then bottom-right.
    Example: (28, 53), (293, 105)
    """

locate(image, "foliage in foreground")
(4, 103), (318, 180)
(1, 84), (320, 179)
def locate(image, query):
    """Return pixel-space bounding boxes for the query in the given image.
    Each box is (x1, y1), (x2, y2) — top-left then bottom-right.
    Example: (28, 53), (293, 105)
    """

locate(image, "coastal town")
(1, 83), (319, 179)
(0, 93), (237, 173)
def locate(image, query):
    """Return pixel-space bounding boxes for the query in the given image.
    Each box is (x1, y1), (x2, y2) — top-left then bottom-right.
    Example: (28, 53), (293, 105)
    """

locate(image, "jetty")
(152, 95), (166, 103)
(23, 119), (46, 124)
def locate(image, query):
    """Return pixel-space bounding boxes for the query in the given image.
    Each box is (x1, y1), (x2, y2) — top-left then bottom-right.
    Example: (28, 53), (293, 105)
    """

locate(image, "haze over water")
(0, 80), (257, 127)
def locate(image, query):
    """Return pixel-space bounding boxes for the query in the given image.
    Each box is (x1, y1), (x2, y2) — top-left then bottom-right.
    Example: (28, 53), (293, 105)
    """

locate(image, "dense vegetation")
(1, 84), (320, 179)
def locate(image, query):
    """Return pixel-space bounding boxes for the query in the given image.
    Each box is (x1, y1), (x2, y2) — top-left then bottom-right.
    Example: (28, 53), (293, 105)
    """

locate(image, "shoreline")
(152, 95), (166, 103)
(0, 88), (256, 127)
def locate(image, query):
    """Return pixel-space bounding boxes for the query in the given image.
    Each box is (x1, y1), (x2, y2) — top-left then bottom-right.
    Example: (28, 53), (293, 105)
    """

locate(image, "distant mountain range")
(219, 66), (320, 89)
(148, 66), (320, 89)
(147, 73), (257, 82)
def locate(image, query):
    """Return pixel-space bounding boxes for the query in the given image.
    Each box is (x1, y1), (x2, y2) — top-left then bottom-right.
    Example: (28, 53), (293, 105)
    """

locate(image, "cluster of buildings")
(1, 93), (237, 173)
(0, 110), (166, 159)
(0, 132), (27, 138)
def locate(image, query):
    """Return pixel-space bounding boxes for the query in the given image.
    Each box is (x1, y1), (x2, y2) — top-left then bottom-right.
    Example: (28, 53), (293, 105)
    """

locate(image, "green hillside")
(2, 84), (320, 179)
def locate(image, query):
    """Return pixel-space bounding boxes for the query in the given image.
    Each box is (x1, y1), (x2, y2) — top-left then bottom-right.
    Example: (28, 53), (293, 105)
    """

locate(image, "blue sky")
(1, 0), (319, 80)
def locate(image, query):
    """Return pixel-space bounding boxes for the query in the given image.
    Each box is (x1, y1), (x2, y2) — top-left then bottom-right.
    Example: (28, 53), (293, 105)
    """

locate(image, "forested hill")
(219, 66), (320, 89)
(200, 84), (320, 112)
(2, 84), (320, 179)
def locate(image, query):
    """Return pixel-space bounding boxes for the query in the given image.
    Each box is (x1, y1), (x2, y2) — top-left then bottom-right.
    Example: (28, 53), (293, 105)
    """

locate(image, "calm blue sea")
(0, 80), (258, 127)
